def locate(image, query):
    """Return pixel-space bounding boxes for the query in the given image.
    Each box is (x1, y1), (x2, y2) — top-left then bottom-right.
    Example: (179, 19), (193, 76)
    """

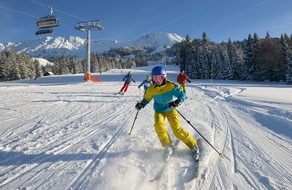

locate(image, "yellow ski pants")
(154, 109), (196, 149)
(179, 83), (187, 93)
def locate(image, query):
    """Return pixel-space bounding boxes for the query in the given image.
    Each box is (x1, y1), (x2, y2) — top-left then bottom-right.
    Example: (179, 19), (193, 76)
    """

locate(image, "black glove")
(168, 99), (181, 109)
(135, 102), (145, 110)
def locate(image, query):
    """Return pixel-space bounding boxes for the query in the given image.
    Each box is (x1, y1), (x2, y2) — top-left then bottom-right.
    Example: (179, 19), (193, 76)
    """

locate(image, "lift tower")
(75, 20), (103, 81)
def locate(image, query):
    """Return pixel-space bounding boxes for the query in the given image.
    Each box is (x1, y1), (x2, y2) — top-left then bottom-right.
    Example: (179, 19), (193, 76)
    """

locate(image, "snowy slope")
(0, 65), (291, 190)
(31, 57), (54, 66)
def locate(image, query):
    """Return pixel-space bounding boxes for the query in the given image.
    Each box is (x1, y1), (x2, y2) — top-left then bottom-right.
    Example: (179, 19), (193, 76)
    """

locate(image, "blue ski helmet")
(151, 66), (167, 85)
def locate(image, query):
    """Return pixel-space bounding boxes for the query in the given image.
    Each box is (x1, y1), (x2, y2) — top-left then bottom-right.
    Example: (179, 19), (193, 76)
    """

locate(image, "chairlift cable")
(1, 1), (93, 25)
(0, 4), (74, 29)
(53, 9), (87, 21)
(30, 0), (47, 8)
(2, 1), (102, 37)
(30, 0), (82, 28)
(31, 0), (87, 21)
(0, 5), (39, 18)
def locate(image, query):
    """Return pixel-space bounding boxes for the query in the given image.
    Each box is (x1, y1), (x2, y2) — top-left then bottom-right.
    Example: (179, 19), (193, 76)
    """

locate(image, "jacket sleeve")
(138, 80), (145, 88)
(141, 98), (150, 106)
(173, 85), (186, 102)
(186, 76), (191, 83)
(141, 88), (152, 105)
(131, 76), (135, 82)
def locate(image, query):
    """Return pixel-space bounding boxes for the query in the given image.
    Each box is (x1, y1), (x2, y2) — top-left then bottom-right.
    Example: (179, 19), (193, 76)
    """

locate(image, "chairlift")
(36, 5), (59, 29)
(35, 29), (54, 36)
(36, 15), (59, 28)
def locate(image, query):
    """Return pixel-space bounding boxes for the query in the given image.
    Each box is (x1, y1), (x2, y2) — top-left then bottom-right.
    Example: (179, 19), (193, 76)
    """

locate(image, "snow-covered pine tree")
(200, 32), (211, 79)
(185, 46), (196, 78)
(281, 34), (292, 84)
(33, 60), (43, 78)
(22, 53), (36, 79)
(243, 33), (260, 80)
(90, 53), (98, 73)
(227, 38), (243, 80)
(55, 55), (70, 75)
(251, 33), (261, 81)
(210, 44), (224, 79)
(179, 34), (192, 72)
(221, 45), (232, 80)
(70, 57), (83, 74)
(0, 51), (11, 81)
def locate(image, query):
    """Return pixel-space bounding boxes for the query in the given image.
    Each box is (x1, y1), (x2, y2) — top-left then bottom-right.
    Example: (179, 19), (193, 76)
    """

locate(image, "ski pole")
(128, 110), (140, 136)
(175, 109), (224, 158)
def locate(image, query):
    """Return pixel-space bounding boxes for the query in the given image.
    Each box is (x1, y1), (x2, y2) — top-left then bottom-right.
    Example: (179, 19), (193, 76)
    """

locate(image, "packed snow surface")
(0, 65), (291, 190)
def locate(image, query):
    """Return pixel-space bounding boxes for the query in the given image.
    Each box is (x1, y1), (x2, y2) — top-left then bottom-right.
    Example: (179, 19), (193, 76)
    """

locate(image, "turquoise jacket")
(141, 80), (186, 113)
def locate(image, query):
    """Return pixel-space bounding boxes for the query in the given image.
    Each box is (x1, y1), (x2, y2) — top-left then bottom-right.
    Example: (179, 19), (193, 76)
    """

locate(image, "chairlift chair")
(36, 15), (59, 28)
(36, 5), (59, 29)
(35, 29), (54, 36)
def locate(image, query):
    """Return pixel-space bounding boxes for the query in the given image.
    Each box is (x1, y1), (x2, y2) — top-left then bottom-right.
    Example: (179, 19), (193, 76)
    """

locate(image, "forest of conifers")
(180, 32), (292, 84)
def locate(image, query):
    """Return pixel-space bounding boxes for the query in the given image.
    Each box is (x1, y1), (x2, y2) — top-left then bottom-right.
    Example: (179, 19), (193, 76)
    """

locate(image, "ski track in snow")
(189, 84), (292, 190)
(0, 66), (291, 190)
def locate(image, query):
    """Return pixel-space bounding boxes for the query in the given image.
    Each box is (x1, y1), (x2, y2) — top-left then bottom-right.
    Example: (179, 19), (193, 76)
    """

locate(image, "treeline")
(1, 32), (292, 84)
(179, 32), (292, 83)
(0, 47), (165, 81)
(0, 50), (42, 81)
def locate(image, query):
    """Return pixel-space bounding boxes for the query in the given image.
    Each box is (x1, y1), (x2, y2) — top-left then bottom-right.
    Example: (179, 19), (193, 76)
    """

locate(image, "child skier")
(119, 71), (135, 95)
(135, 66), (199, 160)
(138, 76), (152, 93)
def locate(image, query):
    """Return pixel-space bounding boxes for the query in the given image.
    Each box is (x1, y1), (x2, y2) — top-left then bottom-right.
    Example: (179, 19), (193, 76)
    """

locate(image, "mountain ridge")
(0, 32), (184, 59)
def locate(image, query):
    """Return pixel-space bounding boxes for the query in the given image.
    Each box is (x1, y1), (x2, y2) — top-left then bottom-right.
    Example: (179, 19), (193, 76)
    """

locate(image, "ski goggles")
(152, 74), (165, 85)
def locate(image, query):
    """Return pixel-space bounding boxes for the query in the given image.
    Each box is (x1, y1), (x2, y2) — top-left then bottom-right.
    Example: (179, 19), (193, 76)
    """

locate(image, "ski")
(115, 92), (125, 95)
(191, 139), (201, 179)
(149, 140), (180, 182)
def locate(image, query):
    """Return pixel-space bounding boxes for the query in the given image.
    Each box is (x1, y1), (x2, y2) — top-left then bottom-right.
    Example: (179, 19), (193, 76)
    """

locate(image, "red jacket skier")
(177, 70), (191, 94)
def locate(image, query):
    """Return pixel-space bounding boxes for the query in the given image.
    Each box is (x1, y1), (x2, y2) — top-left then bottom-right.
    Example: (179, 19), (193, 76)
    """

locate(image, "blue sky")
(0, 0), (292, 43)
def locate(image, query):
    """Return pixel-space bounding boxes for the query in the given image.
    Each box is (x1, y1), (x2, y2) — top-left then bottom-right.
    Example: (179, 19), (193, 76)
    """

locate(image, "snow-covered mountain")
(0, 32), (183, 59)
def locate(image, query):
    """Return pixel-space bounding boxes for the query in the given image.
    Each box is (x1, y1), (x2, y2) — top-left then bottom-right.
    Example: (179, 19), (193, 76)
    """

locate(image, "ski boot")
(164, 144), (175, 160)
(191, 145), (200, 162)
(166, 144), (175, 155)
